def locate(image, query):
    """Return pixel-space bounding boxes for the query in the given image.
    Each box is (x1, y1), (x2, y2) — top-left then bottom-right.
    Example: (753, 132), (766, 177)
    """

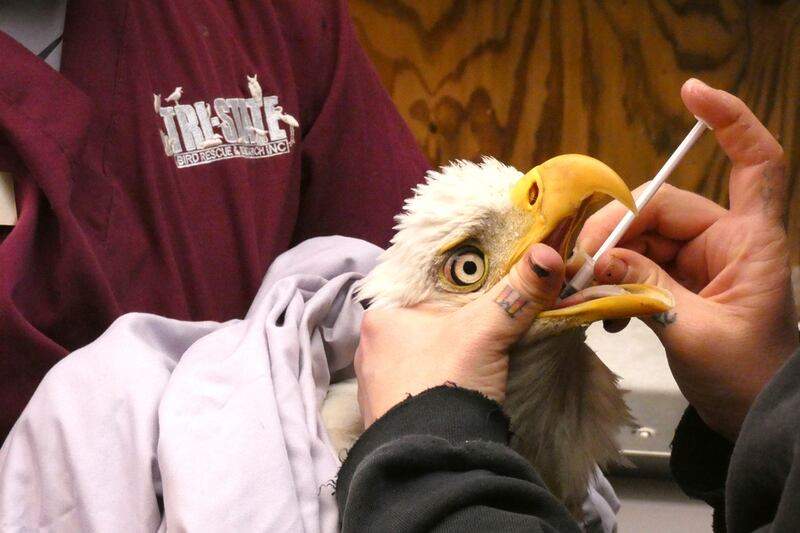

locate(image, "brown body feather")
(506, 328), (632, 514)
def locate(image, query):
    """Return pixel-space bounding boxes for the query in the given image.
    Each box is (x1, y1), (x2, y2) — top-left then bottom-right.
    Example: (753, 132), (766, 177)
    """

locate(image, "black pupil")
(462, 261), (477, 276)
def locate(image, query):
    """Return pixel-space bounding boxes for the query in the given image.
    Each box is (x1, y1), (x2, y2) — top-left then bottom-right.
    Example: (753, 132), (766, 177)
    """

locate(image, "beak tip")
(536, 153), (636, 215)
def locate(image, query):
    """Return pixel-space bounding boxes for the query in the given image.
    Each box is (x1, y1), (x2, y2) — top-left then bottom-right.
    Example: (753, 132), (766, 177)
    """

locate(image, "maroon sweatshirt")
(0, 0), (428, 438)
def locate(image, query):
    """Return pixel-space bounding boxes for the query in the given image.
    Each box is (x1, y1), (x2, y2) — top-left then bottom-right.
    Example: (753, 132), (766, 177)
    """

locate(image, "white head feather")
(356, 157), (523, 309)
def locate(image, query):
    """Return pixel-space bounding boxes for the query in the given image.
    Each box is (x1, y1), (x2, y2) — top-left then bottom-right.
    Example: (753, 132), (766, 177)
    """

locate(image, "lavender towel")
(0, 237), (377, 532)
(0, 236), (618, 532)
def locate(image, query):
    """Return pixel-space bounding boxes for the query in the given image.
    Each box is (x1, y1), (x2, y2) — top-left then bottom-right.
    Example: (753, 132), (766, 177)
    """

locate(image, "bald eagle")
(323, 155), (673, 516)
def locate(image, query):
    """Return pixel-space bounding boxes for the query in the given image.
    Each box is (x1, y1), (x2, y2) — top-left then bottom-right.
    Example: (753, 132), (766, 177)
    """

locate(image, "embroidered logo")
(154, 74), (298, 169)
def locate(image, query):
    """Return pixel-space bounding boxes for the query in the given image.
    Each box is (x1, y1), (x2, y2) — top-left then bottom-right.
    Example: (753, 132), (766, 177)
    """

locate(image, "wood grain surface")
(349, 0), (800, 272)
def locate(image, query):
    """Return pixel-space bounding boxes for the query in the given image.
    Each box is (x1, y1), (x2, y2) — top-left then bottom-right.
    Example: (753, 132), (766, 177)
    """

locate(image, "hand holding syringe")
(560, 118), (710, 299)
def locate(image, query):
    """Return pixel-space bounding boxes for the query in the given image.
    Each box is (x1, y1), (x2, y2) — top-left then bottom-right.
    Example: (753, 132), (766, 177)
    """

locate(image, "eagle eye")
(442, 245), (487, 290)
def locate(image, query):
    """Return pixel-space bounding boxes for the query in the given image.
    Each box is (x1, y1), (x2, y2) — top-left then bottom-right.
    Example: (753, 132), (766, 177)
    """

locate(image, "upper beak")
(508, 154), (636, 266)
(508, 154), (673, 325)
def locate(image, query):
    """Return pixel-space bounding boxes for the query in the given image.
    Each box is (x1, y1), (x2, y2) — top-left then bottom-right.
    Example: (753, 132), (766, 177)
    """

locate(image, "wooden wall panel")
(349, 0), (800, 272)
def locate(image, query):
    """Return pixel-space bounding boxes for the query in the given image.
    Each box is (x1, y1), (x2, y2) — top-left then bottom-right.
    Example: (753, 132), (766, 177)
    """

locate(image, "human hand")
(577, 78), (799, 440)
(355, 243), (565, 427)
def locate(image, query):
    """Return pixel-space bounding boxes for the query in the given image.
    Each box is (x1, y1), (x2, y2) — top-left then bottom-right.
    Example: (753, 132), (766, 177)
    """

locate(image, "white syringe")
(560, 118), (710, 298)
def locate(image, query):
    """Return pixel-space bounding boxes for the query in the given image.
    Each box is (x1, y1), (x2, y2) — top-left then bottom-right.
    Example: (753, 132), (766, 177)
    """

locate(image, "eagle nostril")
(528, 182), (539, 205)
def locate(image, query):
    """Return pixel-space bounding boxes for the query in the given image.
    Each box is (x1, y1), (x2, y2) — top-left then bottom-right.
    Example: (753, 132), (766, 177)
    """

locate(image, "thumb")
(463, 243), (565, 343)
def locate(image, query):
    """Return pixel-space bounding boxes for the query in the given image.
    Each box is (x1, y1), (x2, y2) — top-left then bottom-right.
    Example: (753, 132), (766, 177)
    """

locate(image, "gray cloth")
(0, 235), (620, 532)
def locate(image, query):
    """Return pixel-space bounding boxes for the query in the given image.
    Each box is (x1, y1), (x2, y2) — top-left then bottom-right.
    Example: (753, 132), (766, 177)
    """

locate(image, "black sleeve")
(669, 348), (800, 533)
(669, 406), (733, 533)
(336, 386), (581, 533)
(725, 347), (800, 533)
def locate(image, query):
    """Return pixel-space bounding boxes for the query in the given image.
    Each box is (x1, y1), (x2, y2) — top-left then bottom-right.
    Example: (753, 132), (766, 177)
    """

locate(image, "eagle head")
(356, 154), (673, 335)
(345, 154), (676, 514)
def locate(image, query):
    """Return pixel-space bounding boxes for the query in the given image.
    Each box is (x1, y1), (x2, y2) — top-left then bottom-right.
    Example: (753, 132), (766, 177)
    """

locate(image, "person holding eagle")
(1, 1), (796, 529)
(341, 78), (799, 533)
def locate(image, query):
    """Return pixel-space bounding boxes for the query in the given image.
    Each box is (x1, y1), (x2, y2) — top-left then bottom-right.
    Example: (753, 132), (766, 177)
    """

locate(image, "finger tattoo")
(494, 284), (528, 317)
(651, 311), (677, 326)
(760, 168), (775, 212)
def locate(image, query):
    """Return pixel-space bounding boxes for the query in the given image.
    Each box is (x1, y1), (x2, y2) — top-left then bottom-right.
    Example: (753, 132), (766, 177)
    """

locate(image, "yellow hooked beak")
(509, 154), (672, 325)
(509, 154), (636, 265)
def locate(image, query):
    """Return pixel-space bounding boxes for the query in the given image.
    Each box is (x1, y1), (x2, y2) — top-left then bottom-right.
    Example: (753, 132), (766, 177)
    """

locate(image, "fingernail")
(529, 245), (554, 278)
(530, 258), (550, 278)
(603, 319), (628, 333)
(601, 253), (628, 282)
(685, 77), (703, 89)
(566, 247), (591, 271)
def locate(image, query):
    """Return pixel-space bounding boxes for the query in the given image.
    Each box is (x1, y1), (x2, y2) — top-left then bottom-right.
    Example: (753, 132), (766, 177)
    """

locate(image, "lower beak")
(538, 284), (674, 327)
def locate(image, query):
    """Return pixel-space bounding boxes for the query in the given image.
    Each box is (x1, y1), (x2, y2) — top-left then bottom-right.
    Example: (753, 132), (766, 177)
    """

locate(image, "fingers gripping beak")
(509, 154), (636, 265)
